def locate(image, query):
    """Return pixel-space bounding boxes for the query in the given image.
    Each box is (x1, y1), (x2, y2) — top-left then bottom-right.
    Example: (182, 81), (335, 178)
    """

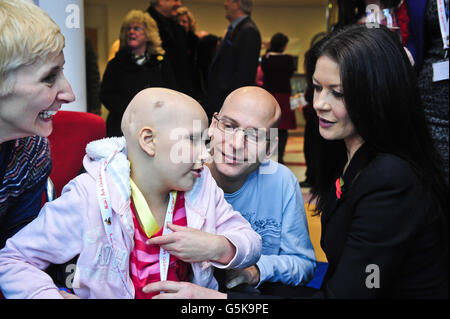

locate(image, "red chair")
(47, 110), (106, 197)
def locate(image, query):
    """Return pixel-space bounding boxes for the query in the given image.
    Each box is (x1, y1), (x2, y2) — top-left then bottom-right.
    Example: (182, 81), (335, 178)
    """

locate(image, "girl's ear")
(138, 126), (155, 157)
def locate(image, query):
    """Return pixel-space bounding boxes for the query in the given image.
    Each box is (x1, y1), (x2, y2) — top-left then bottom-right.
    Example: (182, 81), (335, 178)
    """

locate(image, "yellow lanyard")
(130, 178), (177, 238)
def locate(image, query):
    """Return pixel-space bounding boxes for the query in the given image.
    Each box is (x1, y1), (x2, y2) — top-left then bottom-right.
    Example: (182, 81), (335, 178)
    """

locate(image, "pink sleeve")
(0, 177), (89, 299)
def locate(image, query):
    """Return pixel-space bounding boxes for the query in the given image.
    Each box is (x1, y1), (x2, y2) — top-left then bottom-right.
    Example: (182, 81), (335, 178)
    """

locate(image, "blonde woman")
(100, 10), (175, 137)
(0, 0), (75, 249)
(176, 6), (197, 34)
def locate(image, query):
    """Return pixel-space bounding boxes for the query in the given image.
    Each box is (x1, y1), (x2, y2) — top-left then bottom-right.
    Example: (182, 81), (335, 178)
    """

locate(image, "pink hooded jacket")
(0, 137), (261, 299)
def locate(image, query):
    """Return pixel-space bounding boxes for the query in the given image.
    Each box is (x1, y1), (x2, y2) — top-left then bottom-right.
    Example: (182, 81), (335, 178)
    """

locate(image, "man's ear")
(138, 126), (155, 157)
(207, 113), (218, 139)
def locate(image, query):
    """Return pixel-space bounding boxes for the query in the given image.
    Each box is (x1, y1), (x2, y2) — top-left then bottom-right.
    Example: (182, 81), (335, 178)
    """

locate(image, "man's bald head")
(220, 86), (281, 129)
(207, 86), (281, 185)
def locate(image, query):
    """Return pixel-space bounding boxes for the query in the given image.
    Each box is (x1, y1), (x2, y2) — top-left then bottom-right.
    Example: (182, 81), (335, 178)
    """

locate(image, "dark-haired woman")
(307, 24), (448, 298)
(261, 33), (296, 164)
(141, 24), (449, 299)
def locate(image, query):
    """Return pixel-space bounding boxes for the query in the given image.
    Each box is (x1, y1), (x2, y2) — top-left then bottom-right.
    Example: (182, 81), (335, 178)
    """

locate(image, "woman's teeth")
(39, 110), (57, 120)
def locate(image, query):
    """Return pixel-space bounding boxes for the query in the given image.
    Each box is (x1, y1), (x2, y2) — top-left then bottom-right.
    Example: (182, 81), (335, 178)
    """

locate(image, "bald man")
(0, 88), (262, 299)
(144, 86), (316, 298)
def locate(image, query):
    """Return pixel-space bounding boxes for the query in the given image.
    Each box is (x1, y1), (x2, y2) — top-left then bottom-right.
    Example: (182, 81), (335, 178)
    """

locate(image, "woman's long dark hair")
(307, 25), (448, 226)
(303, 41), (347, 202)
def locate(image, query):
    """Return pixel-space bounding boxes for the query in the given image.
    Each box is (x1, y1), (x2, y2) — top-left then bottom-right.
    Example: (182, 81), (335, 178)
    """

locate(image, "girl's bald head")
(121, 88), (207, 138)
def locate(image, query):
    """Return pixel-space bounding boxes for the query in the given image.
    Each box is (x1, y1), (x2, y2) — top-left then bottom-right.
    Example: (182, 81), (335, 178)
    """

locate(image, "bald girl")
(121, 88), (210, 225)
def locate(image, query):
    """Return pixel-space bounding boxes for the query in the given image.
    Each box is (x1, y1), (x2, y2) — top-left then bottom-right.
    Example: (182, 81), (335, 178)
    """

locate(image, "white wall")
(39, 0), (87, 112)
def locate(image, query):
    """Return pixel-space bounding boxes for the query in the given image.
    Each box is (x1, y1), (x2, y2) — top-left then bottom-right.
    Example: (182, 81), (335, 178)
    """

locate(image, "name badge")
(432, 60), (449, 82)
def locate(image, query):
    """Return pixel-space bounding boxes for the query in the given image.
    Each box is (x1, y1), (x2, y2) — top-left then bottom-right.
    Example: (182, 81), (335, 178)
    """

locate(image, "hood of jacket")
(83, 137), (131, 204)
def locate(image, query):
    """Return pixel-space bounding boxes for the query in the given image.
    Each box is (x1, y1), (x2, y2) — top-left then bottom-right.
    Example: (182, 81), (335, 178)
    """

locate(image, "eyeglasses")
(126, 26), (144, 32)
(213, 114), (270, 145)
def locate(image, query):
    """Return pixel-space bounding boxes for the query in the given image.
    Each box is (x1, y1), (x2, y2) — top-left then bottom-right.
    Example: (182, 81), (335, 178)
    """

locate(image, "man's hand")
(143, 281), (227, 299)
(146, 223), (236, 264)
(225, 265), (260, 289)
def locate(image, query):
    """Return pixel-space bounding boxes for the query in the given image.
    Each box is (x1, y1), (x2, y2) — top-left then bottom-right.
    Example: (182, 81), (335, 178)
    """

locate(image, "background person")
(100, 10), (175, 137)
(406, 0), (449, 183)
(261, 32), (297, 165)
(176, 6), (204, 103)
(146, 0), (191, 96)
(206, 0), (261, 120)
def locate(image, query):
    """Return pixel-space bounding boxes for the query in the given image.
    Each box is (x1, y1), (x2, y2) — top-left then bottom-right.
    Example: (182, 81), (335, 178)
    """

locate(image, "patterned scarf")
(0, 136), (52, 221)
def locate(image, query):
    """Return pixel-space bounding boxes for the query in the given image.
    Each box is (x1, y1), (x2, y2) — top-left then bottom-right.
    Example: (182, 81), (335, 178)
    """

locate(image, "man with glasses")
(145, 86), (316, 297)
(207, 86), (316, 295)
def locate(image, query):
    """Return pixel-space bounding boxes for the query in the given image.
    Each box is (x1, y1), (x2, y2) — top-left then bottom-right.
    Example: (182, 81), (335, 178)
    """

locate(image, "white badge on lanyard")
(434, 0), (449, 82)
(159, 191), (177, 284)
(97, 150), (134, 298)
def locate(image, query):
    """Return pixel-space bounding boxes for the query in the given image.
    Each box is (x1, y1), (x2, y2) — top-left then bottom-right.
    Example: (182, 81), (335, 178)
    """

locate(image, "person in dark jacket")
(176, 6), (204, 103)
(100, 10), (176, 137)
(306, 24), (448, 298)
(143, 24), (449, 299)
(146, 0), (191, 96)
(206, 0), (261, 120)
(405, 0), (449, 183)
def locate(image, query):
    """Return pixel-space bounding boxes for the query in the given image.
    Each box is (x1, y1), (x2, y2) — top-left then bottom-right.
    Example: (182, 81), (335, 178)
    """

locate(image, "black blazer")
(147, 6), (190, 95)
(206, 17), (261, 119)
(317, 144), (449, 298)
(100, 49), (176, 137)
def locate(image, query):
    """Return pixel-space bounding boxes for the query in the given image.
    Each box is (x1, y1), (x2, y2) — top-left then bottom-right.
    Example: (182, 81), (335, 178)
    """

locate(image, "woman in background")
(100, 10), (175, 137)
(261, 33), (296, 165)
